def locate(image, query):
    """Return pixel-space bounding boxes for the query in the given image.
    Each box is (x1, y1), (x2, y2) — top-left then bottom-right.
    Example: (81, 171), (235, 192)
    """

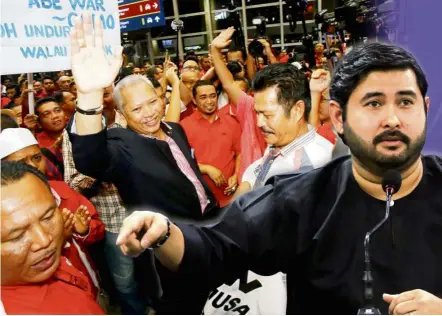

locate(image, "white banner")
(0, 0), (121, 75)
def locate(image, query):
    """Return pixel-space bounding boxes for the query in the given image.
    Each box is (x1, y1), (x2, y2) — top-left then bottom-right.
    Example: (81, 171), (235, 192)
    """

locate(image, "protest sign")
(0, 0), (121, 75)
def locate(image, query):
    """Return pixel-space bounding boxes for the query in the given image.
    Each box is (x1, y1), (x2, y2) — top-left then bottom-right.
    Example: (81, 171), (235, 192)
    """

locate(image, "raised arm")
(210, 27), (244, 106)
(164, 67), (182, 123)
(70, 14), (122, 136)
(68, 14), (125, 181)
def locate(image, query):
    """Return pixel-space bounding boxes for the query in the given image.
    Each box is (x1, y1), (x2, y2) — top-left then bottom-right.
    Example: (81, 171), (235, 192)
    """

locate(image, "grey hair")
(113, 75), (154, 113)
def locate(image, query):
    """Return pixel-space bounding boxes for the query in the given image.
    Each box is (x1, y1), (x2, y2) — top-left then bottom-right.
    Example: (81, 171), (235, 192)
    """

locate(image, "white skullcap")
(0, 128), (38, 159)
(291, 61), (303, 70)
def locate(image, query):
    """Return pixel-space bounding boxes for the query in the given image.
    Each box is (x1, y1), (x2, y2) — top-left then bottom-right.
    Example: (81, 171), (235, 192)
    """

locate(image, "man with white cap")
(0, 128), (105, 299)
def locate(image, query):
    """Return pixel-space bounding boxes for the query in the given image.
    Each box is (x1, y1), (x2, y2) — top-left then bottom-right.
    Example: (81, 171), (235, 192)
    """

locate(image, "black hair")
(6, 84), (17, 91)
(53, 91), (66, 105)
(1, 113), (19, 131)
(227, 47), (247, 61)
(184, 55), (199, 64)
(330, 41), (428, 121)
(227, 61), (243, 76)
(5, 101), (19, 109)
(146, 66), (159, 78)
(252, 63), (311, 120)
(43, 76), (55, 83)
(1, 160), (50, 191)
(1, 76), (12, 85)
(192, 80), (215, 98)
(147, 77), (161, 89)
(35, 96), (58, 115)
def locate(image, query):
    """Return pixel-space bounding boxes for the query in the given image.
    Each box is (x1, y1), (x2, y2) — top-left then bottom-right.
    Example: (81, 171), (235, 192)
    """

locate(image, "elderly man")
(69, 16), (217, 220)
(1, 161), (104, 314)
(58, 75), (72, 91)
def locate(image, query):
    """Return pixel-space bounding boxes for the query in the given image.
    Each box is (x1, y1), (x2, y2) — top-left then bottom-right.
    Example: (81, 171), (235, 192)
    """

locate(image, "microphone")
(357, 170), (402, 315)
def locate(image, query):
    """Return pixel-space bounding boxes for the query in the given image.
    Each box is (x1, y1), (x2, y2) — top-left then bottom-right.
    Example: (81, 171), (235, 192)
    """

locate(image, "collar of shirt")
(1, 257), (88, 309)
(268, 124), (316, 158)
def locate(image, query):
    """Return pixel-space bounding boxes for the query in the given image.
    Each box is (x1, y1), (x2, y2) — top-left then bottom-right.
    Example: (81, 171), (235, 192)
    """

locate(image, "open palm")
(70, 13), (123, 94)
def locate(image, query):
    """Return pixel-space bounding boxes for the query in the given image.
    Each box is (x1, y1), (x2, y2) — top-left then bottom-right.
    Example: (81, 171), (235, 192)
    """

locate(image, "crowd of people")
(1, 14), (442, 316)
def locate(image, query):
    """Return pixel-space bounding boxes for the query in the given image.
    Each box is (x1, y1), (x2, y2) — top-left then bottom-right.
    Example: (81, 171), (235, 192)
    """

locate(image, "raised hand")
(23, 114), (38, 131)
(70, 13), (123, 96)
(165, 66), (179, 86)
(310, 69), (331, 94)
(62, 208), (75, 239)
(73, 205), (91, 236)
(211, 27), (235, 50)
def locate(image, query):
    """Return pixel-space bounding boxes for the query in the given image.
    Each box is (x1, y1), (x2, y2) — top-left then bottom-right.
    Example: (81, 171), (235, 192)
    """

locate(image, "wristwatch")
(75, 105), (104, 115)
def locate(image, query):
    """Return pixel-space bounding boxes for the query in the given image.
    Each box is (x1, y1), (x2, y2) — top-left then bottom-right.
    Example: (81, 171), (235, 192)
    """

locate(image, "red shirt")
(50, 181), (105, 297)
(181, 111), (241, 207)
(37, 131), (64, 181)
(1, 96), (11, 108)
(1, 257), (104, 314)
(218, 103), (238, 123)
(317, 122), (337, 145)
(180, 101), (195, 121)
(236, 93), (267, 181)
(34, 89), (48, 99)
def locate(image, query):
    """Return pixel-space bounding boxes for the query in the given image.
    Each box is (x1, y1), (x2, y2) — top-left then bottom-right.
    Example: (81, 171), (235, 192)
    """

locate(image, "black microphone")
(357, 170), (402, 315)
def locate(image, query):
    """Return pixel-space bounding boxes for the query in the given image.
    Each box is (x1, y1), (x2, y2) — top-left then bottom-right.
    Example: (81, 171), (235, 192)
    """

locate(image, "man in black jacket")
(67, 14), (217, 222)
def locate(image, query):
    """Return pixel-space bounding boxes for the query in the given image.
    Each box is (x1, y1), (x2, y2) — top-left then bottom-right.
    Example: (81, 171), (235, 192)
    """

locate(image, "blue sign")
(119, 0), (166, 32)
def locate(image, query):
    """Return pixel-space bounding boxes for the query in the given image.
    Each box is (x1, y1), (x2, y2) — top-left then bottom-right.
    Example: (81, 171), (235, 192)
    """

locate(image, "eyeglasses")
(183, 66), (201, 72)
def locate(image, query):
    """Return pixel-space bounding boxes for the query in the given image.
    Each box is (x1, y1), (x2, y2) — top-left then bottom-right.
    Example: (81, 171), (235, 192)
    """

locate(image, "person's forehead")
(7, 145), (41, 161)
(182, 72), (199, 81)
(1, 175), (54, 234)
(254, 87), (279, 107)
(43, 79), (54, 83)
(352, 69), (421, 98)
(196, 85), (216, 95)
(39, 101), (60, 112)
(122, 81), (157, 103)
(184, 60), (198, 67)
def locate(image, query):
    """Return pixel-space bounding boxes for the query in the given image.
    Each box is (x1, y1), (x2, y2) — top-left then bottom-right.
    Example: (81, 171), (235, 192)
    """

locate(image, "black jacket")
(67, 120), (218, 221)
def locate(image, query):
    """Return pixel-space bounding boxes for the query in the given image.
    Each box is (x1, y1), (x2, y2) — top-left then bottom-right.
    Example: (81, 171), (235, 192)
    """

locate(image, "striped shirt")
(243, 124), (333, 188)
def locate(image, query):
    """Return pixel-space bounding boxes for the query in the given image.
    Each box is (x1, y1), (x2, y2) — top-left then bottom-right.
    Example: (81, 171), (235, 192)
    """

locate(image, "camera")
(315, 0), (396, 43)
(248, 15), (267, 58)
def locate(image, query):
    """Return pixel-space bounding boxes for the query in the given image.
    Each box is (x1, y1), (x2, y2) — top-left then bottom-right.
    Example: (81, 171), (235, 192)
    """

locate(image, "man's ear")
(329, 100), (344, 134)
(425, 97), (430, 114)
(290, 100), (305, 122)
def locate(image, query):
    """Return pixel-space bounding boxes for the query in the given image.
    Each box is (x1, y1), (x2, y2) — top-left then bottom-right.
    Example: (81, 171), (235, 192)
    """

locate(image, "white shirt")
(203, 271), (286, 315)
(242, 125), (333, 188)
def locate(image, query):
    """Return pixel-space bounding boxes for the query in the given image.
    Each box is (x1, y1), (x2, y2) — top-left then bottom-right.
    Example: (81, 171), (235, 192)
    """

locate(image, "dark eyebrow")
(6, 204), (56, 236)
(360, 92), (385, 102)
(397, 90), (418, 98)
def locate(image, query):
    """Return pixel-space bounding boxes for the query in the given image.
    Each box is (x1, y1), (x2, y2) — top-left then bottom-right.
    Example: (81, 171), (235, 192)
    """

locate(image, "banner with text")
(0, 0), (121, 75)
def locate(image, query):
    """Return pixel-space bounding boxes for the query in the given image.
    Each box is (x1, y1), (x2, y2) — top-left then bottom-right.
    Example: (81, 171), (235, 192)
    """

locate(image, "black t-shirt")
(165, 155), (442, 314)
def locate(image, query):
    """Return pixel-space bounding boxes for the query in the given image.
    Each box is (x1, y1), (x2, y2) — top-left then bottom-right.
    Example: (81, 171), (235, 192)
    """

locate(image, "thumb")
(383, 293), (397, 303)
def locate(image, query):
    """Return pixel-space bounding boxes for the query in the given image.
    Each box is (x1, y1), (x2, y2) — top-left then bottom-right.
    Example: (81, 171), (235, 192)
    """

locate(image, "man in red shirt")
(24, 96), (68, 180)
(181, 81), (241, 207)
(33, 80), (48, 99)
(43, 76), (57, 96)
(1, 161), (104, 315)
(0, 128), (105, 298)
